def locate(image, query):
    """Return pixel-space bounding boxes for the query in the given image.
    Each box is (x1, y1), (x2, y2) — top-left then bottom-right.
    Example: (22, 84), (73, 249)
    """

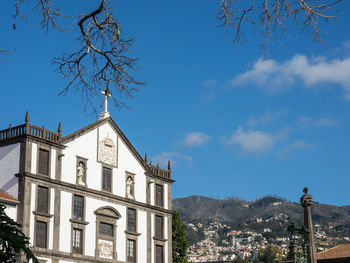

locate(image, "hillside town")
(186, 218), (350, 262)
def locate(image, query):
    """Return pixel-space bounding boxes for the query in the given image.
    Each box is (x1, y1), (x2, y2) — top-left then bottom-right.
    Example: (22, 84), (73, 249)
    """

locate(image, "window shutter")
(127, 208), (136, 232)
(102, 167), (112, 191)
(156, 184), (163, 207)
(38, 149), (49, 175)
(156, 245), (163, 263)
(35, 221), (47, 248)
(155, 216), (163, 239)
(37, 186), (49, 213)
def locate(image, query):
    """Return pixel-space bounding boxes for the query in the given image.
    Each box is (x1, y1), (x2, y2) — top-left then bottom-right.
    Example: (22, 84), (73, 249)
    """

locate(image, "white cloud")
(153, 152), (192, 167)
(278, 140), (313, 159)
(232, 54), (350, 99)
(248, 109), (289, 126)
(222, 126), (279, 155)
(178, 132), (211, 148)
(201, 79), (217, 102)
(298, 117), (337, 127)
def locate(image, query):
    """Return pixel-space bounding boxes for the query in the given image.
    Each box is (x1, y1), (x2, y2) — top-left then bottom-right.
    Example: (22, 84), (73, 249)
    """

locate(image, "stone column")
(300, 187), (317, 263)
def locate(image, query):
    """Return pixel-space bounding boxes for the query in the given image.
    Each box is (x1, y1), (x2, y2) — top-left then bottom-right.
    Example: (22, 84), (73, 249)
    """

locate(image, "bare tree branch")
(217, 0), (341, 50)
(52, 0), (143, 113)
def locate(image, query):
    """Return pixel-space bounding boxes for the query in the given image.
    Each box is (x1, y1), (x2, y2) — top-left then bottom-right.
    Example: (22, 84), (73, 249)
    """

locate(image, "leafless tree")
(9, 0), (143, 113)
(3, 0), (343, 111)
(217, 0), (341, 49)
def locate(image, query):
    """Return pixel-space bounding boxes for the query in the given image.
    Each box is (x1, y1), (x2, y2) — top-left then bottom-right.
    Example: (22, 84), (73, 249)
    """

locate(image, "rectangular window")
(127, 239), (136, 262)
(155, 215), (163, 239)
(37, 186), (49, 213)
(155, 184), (164, 207)
(99, 222), (114, 237)
(35, 221), (47, 248)
(38, 149), (49, 175)
(156, 245), (164, 263)
(127, 208), (136, 232)
(73, 195), (84, 221)
(102, 167), (112, 192)
(72, 228), (83, 254)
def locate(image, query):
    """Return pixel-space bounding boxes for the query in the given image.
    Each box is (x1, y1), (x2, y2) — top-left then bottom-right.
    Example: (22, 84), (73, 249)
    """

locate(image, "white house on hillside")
(0, 101), (174, 263)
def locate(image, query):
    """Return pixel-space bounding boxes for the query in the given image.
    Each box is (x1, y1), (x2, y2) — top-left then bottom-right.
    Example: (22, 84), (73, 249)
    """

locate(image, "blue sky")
(1, 1), (350, 205)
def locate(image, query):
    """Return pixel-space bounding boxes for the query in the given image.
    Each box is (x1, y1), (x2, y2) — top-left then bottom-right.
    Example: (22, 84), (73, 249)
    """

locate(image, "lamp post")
(287, 223), (309, 263)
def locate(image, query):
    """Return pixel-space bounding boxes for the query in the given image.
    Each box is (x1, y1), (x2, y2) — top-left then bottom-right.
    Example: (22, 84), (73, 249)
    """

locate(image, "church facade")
(0, 111), (174, 263)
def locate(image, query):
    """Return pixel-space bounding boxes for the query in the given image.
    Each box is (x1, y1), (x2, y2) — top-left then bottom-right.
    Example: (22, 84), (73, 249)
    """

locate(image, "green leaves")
(172, 210), (188, 263)
(0, 205), (39, 263)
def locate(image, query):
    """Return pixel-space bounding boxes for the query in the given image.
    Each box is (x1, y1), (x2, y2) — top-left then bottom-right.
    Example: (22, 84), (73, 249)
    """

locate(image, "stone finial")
(145, 153), (148, 163)
(58, 122), (62, 134)
(303, 187), (308, 195)
(300, 186), (313, 208)
(25, 111), (29, 123)
(99, 87), (111, 120)
(168, 160), (171, 170)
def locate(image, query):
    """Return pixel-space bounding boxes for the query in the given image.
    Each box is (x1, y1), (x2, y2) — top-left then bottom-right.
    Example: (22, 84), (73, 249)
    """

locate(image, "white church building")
(0, 98), (174, 263)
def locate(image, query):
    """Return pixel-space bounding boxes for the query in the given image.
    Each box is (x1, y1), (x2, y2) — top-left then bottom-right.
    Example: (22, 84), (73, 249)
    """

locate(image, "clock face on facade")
(98, 240), (113, 259)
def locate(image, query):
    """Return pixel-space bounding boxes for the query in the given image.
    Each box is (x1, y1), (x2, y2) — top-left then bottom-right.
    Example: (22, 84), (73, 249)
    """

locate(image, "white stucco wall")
(29, 183), (36, 242)
(50, 149), (56, 180)
(4, 205), (17, 221)
(31, 143), (37, 174)
(0, 143), (20, 198)
(164, 183), (168, 210)
(59, 190), (72, 253)
(61, 122), (147, 202)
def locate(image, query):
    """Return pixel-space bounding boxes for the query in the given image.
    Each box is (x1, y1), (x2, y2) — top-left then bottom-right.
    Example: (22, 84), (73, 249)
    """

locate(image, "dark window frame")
(155, 215), (164, 239)
(73, 195), (84, 221)
(127, 208), (137, 233)
(155, 244), (164, 263)
(99, 222), (114, 237)
(102, 166), (112, 192)
(72, 228), (83, 254)
(35, 220), (48, 248)
(127, 239), (136, 262)
(155, 184), (164, 207)
(37, 185), (49, 214)
(38, 148), (50, 176)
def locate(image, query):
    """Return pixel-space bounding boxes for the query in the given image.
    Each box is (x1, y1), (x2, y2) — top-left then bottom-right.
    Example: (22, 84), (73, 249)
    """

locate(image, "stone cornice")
(16, 172), (172, 215)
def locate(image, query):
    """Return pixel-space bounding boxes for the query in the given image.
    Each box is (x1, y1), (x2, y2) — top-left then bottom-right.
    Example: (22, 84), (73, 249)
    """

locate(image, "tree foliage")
(172, 210), (188, 263)
(0, 205), (39, 263)
(257, 246), (283, 263)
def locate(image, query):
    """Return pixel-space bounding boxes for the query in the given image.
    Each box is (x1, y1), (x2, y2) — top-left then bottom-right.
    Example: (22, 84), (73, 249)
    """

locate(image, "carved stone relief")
(98, 239), (113, 259)
(98, 133), (117, 166)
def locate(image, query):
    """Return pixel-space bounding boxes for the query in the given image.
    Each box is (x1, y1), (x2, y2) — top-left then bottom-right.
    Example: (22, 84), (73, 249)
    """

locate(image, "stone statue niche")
(77, 161), (86, 186)
(126, 176), (134, 199)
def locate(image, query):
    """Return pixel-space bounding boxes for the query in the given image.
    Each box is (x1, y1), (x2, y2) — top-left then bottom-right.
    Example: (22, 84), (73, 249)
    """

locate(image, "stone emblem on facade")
(98, 240), (113, 259)
(98, 133), (117, 166)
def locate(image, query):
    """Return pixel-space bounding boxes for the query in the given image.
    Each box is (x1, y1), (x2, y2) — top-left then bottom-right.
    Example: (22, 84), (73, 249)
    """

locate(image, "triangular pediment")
(60, 117), (150, 172)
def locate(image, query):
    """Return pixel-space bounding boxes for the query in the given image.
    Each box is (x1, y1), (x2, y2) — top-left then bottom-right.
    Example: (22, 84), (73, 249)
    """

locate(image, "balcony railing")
(0, 123), (61, 143)
(147, 164), (171, 179)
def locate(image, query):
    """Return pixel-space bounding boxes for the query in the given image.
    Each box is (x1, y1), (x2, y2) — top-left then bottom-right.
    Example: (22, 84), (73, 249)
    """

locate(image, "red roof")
(0, 191), (19, 204)
(317, 244), (350, 259)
